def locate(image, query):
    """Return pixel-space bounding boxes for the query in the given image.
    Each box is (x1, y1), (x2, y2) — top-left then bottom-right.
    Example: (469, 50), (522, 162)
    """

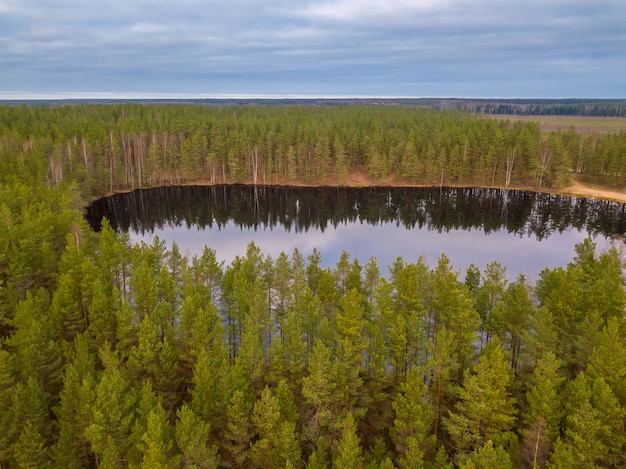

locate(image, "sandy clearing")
(561, 182), (626, 203)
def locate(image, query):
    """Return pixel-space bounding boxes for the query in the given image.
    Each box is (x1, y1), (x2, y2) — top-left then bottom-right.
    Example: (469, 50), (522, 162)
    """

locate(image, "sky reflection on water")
(130, 218), (597, 281)
(86, 185), (625, 281)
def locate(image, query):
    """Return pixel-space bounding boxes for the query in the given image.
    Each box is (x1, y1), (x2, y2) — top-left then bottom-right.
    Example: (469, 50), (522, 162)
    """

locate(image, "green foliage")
(175, 404), (220, 469)
(1, 216), (625, 468)
(391, 369), (435, 462)
(520, 352), (564, 467)
(333, 412), (364, 469)
(223, 389), (253, 468)
(0, 103), (625, 466)
(12, 419), (51, 469)
(138, 401), (179, 469)
(84, 346), (137, 468)
(555, 373), (626, 467)
(445, 338), (517, 457)
(3, 103), (623, 192)
(459, 440), (512, 469)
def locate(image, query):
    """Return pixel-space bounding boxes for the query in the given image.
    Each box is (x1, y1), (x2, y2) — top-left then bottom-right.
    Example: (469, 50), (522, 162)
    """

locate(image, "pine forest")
(0, 103), (625, 468)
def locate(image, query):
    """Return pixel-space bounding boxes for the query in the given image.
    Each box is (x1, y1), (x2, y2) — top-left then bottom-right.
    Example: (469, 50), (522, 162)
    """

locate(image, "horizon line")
(1, 92), (624, 101)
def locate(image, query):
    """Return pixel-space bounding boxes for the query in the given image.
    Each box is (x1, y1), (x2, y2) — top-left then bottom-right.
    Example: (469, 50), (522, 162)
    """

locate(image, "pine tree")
(0, 349), (16, 463)
(8, 377), (52, 464)
(333, 412), (364, 469)
(12, 419), (51, 469)
(175, 404), (220, 469)
(190, 347), (229, 437)
(274, 420), (302, 469)
(84, 346), (137, 469)
(301, 341), (336, 447)
(52, 358), (96, 469)
(427, 327), (458, 439)
(249, 385), (281, 468)
(586, 317), (626, 405)
(524, 352), (564, 436)
(232, 312), (266, 396)
(334, 288), (368, 411)
(127, 380), (162, 466)
(139, 402), (179, 469)
(499, 275), (533, 373)
(458, 440), (512, 469)
(9, 290), (63, 401)
(391, 369), (435, 462)
(445, 339), (517, 457)
(429, 254), (479, 375)
(555, 373), (626, 467)
(275, 378), (299, 427)
(223, 390), (253, 468)
(397, 437), (424, 469)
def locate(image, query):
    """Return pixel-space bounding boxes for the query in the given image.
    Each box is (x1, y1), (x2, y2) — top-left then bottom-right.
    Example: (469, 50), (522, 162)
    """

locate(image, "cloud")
(297, 0), (451, 22)
(0, 0), (624, 97)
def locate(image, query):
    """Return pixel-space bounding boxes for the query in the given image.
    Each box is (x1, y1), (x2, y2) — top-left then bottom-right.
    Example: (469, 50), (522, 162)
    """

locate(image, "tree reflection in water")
(86, 185), (626, 279)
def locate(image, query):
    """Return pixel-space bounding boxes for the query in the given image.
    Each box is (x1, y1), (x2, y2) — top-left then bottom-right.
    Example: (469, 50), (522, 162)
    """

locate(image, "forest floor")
(112, 170), (626, 204)
(342, 170), (626, 203)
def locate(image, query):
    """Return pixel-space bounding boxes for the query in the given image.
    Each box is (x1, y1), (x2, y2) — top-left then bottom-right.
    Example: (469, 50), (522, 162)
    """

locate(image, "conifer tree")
(525, 354), (564, 431)
(250, 386), (280, 465)
(445, 338), (517, 457)
(458, 440), (512, 469)
(334, 288), (368, 412)
(301, 341), (336, 448)
(554, 373), (626, 467)
(427, 327), (458, 439)
(7, 376), (52, 467)
(52, 345), (96, 469)
(397, 437), (424, 469)
(223, 389), (253, 469)
(175, 404), (220, 469)
(0, 349), (15, 463)
(190, 347), (229, 437)
(139, 402), (179, 469)
(429, 254), (479, 375)
(333, 412), (364, 469)
(84, 346), (137, 469)
(586, 317), (626, 405)
(12, 419), (51, 469)
(391, 369), (435, 463)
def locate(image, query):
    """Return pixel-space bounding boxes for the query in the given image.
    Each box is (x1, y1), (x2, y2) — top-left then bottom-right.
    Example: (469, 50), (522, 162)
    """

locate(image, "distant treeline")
(1, 104), (625, 199)
(4, 98), (626, 117)
(451, 100), (626, 118)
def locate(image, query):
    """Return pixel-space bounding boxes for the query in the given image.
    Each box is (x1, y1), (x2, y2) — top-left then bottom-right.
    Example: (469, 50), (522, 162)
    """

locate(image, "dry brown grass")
(497, 115), (626, 135)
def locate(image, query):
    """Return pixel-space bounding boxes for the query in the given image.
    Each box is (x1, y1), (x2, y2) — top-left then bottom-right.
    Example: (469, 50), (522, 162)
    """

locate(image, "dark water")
(86, 185), (626, 279)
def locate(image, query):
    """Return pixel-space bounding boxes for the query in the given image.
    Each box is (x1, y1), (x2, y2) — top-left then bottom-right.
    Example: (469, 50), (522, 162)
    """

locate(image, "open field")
(497, 114), (626, 135)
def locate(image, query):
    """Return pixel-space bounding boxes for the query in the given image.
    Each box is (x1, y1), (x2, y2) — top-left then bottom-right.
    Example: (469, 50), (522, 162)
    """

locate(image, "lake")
(86, 185), (626, 280)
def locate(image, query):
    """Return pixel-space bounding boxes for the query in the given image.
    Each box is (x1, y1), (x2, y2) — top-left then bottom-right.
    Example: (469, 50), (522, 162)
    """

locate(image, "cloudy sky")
(1, 0), (625, 99)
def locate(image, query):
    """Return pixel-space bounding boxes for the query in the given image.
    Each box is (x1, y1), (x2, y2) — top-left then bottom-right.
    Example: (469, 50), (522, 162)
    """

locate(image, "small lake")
(86, 185), (626, 280)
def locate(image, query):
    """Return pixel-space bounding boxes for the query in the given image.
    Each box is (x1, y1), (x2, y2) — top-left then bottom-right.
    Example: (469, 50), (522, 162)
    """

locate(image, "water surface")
(86, 185), (626, 279)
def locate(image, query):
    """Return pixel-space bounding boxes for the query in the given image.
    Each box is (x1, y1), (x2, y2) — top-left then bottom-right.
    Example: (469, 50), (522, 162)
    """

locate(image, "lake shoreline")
(92, 176), (626, 205)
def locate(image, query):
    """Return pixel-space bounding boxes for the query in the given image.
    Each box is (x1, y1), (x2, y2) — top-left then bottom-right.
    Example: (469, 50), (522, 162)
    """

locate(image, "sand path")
(561, 182), (626, 203)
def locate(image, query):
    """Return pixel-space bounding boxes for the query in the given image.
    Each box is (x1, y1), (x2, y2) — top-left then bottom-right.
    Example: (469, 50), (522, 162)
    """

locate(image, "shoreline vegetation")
(1, 101), (625, 468)
(1, 103), (625, 206)
(97, 175), (626, 204)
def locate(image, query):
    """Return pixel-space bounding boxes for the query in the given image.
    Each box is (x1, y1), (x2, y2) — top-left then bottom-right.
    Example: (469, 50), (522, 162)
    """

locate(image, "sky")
(1, 0), (625, 99)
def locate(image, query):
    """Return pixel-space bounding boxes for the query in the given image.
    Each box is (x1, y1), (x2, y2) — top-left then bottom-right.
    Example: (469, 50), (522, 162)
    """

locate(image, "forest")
(1, 103), (626, 195)
(0, 103), (625, 468)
